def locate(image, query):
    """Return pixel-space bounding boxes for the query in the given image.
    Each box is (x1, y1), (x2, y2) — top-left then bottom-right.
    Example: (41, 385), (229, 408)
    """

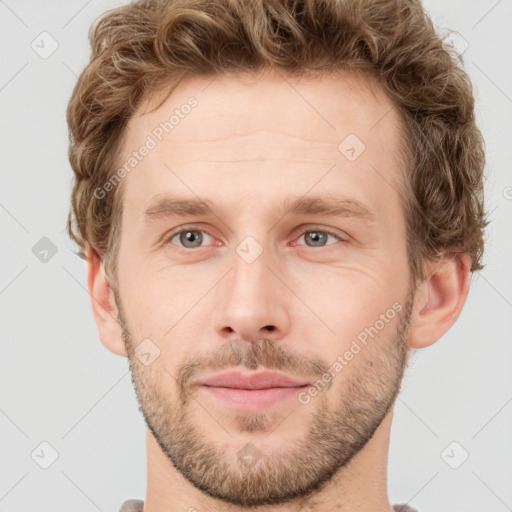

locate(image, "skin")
(86, 68), (471, 511)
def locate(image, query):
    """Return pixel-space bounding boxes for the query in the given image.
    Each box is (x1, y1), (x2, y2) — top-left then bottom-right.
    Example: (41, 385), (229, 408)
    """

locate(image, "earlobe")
(86, 246), (128, 357)
(408, 253), (471, 350)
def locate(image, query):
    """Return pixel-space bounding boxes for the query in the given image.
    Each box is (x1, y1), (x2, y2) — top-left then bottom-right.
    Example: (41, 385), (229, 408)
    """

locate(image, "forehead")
(127, 69), (401, 156)
(118, 68), (405, 219)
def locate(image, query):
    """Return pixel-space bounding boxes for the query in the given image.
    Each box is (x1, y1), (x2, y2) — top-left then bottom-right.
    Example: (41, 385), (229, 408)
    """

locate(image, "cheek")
(119, 270), (212, 378)
(286, 267), (403, 359)
(117, 245), (191, 333)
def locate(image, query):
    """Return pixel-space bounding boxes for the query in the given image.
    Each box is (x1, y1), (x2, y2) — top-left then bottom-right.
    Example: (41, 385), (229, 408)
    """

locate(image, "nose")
(214, 246), (290, 343)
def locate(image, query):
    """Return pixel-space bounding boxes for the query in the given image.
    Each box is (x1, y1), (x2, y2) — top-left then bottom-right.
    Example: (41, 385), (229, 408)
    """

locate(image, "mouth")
(197, 370), (311, 411)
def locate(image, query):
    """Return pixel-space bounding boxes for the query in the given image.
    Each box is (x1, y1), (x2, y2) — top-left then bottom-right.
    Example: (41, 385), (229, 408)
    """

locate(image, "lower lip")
(200, 385), (308, 411)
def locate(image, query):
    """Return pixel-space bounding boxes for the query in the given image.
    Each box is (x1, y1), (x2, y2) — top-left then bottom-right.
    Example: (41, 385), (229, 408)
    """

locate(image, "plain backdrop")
(1, 1), (511, 511)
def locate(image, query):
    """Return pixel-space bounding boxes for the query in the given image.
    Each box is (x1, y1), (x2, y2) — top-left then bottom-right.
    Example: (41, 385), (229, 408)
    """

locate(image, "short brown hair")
(66, 0), (488, 291)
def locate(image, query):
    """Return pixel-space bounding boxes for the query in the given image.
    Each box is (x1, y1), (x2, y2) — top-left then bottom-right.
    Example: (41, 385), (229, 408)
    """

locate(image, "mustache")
(176, 338), (330, 393)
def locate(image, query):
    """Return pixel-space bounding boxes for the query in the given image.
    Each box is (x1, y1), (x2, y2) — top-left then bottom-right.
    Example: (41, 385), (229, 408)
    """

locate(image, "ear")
(85, 246), (128, 357)
(408, 253), (471, 349)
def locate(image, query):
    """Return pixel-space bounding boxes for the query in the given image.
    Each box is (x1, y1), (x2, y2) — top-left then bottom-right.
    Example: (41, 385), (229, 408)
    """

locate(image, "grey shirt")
(119, 499), (419, 511)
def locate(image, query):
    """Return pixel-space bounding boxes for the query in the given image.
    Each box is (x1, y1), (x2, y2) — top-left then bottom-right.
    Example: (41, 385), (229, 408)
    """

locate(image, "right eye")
(165, 228), (215, 249)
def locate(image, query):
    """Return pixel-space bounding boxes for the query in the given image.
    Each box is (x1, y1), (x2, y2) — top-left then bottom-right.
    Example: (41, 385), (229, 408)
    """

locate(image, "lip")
(197, 371), (310, 411)
(197, 370), (310, 389)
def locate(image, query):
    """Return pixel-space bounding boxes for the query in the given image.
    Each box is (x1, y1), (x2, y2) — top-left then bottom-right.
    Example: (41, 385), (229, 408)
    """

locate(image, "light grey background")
(1, 1), (511, 511)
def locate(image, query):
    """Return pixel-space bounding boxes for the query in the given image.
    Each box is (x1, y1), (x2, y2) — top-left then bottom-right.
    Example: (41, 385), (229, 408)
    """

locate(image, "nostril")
(263, 325), (275, 331)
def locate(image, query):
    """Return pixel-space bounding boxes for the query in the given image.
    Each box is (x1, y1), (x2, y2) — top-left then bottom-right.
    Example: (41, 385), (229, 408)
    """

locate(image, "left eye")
(295, 229), (342, 247)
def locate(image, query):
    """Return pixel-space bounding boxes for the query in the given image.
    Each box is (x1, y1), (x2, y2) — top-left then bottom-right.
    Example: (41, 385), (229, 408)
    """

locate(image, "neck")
(143, 410), (395, 512)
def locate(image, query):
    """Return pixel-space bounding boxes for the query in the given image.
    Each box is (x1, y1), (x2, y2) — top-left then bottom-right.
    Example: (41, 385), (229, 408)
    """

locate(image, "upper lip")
(197, 371), (310, 389)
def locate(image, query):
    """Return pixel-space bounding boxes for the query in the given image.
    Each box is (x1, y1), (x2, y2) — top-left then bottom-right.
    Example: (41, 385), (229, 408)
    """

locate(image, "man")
(66, 0), (487, 510)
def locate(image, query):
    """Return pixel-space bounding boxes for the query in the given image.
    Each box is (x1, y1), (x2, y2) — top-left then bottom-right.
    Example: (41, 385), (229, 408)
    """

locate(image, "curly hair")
(66, 0), (488, 291)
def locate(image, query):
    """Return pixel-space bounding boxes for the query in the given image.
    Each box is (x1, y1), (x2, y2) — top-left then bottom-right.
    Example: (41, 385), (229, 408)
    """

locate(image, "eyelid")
(291, 224), (347, 239)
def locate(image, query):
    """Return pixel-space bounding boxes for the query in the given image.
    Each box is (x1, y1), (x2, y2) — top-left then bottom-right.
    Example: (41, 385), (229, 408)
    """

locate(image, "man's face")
(112, 69), (414, 506)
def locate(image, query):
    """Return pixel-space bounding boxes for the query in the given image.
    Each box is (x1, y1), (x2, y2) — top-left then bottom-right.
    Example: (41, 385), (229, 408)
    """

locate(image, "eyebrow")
(142, 194), (377, 224)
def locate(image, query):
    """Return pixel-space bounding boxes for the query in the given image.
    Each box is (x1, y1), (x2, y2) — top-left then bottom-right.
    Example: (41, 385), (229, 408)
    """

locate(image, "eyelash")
(163, 225), (346, 250)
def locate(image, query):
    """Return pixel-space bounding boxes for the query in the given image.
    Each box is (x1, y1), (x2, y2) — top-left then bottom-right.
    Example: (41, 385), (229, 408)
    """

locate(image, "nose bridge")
(230, 238), (273, 317)
(214, 234), (289, 341)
